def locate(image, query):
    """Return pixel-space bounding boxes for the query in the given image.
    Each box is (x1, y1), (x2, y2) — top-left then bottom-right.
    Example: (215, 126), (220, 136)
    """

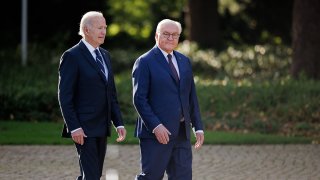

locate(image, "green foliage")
(104, 0), (294, 48)
(107, 0), (153, 39)
(109, 48), (145, 73)
(0, 44), (61, 121)
(114, 71), (138, 124)
(177, 41), (292, 80)
(106, 0), (186, 48)
(196, 77), (320, 137)
(218, 0), (293, 45)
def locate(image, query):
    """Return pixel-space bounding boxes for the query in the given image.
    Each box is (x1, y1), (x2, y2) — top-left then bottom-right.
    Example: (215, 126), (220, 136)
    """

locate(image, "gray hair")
(156, 19), (182, 34)
(78, 11), (104, 37)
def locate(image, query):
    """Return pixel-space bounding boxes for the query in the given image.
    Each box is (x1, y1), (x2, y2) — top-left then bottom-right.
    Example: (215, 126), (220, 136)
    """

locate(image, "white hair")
(156, 19), (182, 34)
(78, 11), (104, 37)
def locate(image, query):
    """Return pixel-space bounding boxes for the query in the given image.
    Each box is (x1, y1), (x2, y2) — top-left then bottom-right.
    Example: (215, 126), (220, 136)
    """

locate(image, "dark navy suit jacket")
(58, 40), (124, 138)
(132, 46), (203, 140)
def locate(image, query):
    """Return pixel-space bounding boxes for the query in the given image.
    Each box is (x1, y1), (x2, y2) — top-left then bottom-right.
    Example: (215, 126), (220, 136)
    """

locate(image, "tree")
(106, 0), (186, 48)
(291, 0), (320, 79)
(185, 0), (220, 49)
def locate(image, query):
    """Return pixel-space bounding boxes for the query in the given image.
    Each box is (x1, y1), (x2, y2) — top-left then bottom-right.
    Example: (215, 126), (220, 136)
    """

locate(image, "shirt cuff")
(71, 128), (82, 134)
(116, 126), (125, 129)
(152, 124), (163, 133)
(195, 130), (204, 134)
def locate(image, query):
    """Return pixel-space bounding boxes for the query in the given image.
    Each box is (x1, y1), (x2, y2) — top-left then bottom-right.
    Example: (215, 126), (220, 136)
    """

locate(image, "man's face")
(156, 23), (180, 53)
(85, 16), (107, 48)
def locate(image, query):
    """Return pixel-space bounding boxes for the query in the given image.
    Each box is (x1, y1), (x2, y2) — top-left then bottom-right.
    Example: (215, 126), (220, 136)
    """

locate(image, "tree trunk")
(291, 0), (320, 79)
(185, 0), (220, 49)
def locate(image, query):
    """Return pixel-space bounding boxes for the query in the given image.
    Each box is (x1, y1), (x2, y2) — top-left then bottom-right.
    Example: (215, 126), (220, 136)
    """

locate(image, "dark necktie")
(94, 49), (105, 74)
(167, 54), (179, 83)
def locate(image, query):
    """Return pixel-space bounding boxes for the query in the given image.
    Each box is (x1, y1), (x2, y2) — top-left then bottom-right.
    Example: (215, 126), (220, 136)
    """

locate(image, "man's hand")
(154, 124), (171, 144)
(194, 132), (204, 149)
(116, 127), (127, 142)
(71, 128), (87, 145)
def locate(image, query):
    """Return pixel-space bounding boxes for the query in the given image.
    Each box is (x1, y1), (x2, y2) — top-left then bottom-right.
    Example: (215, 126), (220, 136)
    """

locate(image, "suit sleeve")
(58, 51), (80, 132)
(132, 58), (162, 131)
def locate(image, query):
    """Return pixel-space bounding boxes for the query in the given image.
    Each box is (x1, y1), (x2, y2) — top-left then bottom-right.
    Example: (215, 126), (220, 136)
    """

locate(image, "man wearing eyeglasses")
(132, 19), (205, 180)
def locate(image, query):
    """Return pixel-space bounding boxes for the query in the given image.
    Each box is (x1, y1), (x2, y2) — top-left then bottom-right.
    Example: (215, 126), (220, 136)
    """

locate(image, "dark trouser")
(75, 137), (107, 180)
(136, 122), (192, 180)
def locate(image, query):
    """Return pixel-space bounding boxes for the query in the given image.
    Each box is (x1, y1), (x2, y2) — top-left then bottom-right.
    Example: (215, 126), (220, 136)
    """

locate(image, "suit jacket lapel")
(79, 42), (107, 84)
(153, 46), (180, 86)
(79, 42), (98, 71)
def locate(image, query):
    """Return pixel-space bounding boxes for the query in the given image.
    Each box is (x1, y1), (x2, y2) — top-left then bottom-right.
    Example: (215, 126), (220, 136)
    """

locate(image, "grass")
(0, 121), (314, 145)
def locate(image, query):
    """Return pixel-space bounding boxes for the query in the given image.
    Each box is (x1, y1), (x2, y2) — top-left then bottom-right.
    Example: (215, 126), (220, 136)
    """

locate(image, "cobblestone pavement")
(0, 145), (319, 180)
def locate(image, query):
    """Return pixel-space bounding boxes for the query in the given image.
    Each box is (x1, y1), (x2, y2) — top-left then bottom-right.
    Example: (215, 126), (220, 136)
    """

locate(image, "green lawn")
(0, 121), (313, 145)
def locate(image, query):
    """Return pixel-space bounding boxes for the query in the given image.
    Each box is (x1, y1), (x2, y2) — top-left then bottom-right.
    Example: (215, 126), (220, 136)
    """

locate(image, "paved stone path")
(0, 145), (319, 180)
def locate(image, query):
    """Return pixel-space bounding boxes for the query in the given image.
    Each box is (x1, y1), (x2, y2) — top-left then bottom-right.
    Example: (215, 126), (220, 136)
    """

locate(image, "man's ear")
(84, 27), (89, 34)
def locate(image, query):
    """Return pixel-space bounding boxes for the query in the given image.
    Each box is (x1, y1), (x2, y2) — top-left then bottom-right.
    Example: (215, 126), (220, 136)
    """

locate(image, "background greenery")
(1, 43), (319, 138)
(0, 0), (319, 143)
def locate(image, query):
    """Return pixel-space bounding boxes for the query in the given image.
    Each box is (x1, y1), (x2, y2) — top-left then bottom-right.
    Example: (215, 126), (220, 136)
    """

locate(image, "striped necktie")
(94, 49), (105, 74)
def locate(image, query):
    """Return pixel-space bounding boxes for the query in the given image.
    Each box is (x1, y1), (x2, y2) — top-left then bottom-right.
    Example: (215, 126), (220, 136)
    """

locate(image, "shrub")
(177, 41), (292, 81)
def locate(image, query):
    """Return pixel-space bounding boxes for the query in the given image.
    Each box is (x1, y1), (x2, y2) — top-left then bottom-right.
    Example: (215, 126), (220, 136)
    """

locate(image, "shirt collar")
(81, 39), (98, 54)
(157, 46), (173, 59)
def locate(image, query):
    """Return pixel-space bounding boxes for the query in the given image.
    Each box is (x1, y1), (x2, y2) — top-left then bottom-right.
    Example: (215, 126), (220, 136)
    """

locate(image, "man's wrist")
(152, 124), (163, 133)
(195, 130), (204, 134)
(71, 128), (82, 134)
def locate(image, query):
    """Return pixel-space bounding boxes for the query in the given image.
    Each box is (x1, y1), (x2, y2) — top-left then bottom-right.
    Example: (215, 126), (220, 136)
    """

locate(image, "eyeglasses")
(159, 32), (180, 39)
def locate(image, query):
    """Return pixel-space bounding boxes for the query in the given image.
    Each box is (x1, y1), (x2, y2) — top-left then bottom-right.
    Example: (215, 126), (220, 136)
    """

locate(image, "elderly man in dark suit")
(58, 11), (126, 180)
(132, 19), (205, 180)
